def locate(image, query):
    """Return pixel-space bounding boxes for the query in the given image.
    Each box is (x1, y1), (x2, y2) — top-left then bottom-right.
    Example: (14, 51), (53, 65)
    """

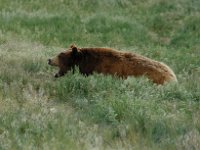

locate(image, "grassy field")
(0, 0), (200, 149)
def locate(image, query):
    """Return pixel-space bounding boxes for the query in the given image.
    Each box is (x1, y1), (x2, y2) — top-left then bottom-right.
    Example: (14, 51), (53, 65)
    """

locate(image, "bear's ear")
(72, 46), (78, 53)
(72, 46), (78, 57)
(70, 44), (76, 49)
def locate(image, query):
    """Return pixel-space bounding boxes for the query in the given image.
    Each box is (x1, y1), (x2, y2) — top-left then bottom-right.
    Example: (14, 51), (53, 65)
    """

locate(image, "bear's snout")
(48, 59), (52, 65)
(47, 57), (59, 66)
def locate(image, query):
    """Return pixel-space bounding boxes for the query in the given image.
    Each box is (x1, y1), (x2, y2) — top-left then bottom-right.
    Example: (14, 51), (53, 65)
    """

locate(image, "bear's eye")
(59, 53), (66, 58)
(58, 52), (70, 66)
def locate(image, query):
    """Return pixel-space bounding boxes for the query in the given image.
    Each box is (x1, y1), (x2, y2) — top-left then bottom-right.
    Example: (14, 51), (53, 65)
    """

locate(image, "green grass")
(0, 0), (200, 149)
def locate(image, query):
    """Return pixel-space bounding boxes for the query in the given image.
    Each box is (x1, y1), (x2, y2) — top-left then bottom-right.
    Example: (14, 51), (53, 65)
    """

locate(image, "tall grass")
(0, 0), (200, 149)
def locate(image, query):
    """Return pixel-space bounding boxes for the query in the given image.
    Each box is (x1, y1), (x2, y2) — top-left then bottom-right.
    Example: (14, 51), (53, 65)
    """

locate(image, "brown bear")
(48, 44), (177, 85)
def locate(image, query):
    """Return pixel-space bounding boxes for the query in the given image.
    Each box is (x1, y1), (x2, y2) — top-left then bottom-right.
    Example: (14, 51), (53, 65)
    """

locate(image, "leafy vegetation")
(0, 0), (199, 149)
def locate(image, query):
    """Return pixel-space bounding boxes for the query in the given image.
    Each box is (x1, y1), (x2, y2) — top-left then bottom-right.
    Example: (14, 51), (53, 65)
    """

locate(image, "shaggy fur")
(48, 44), (177, 84)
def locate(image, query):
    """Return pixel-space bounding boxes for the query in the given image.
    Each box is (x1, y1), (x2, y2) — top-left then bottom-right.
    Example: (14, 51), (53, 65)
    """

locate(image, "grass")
(0, 0), (200, 149)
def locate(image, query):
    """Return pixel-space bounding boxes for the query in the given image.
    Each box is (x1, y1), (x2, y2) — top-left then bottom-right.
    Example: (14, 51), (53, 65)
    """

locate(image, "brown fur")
(48, 44), (177, 85)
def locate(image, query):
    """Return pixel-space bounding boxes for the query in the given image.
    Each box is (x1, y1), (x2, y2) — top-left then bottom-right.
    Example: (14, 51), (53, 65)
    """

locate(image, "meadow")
(0, 0), (200, 149)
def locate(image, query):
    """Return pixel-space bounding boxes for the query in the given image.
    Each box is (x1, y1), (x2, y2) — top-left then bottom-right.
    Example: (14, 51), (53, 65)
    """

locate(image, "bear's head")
(48, 44), (80, 78)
